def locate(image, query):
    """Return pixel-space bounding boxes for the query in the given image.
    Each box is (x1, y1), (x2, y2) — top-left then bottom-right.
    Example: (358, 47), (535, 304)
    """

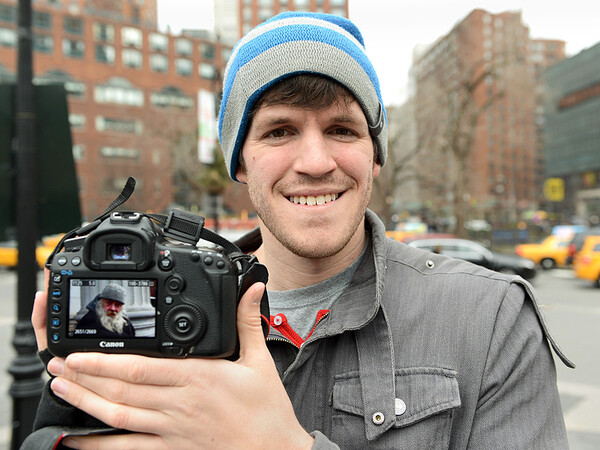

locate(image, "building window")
(95, 82), (144, 107)
(122, 48), (142, 68)
(149, 32), (168, 52)
(175, 38), (192, 56)
(96, 116), (142, 134)
(95, 44), (115, 64)
(34, 35), (53, 53)
(64, 80), (86, 97)
(151, 86), (194, 109)
(199, 63), (215, 80)
(0, 27), (16, 47)
(33, 11), (52, 29)
(63, 39), (85, 59)
(200, 42), (215, 60)
(64, 16), (83, 35)
(0, 5), (15, 23)
(69, 114), (86, 129)
(73, 144), (85, 160)
(150, 53), (168, 72)
(221, 47), (232, 63)
(175, 58), (193, 76)
(121, 27), (142, 48)
(99, 147), (140, 159)
(94, 22), (114, 42)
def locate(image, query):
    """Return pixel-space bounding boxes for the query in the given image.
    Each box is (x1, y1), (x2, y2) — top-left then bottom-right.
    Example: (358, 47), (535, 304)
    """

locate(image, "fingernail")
(48, 358), (64, 375)
(51, 378), (67, 396)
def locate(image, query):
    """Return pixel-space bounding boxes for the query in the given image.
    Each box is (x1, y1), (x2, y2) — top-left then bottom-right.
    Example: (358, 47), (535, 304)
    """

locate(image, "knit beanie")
(218, 11), (388, 182)
(99, 283), (127, 304)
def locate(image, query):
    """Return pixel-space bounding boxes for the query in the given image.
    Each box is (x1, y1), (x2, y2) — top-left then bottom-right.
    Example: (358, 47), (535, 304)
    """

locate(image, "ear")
(236, 164), (248, 183)
(372, 161), (381, 179)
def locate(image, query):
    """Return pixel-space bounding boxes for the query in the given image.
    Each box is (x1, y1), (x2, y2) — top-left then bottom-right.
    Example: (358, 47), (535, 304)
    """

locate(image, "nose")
(292, 130), (337, 177)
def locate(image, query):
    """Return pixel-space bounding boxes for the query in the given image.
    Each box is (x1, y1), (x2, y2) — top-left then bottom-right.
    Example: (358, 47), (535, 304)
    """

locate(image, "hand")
(48, 282), (314, 450)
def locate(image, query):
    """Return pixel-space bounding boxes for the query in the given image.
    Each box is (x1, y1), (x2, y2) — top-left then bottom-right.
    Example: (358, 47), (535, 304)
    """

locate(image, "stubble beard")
(248, 174), (373, 259)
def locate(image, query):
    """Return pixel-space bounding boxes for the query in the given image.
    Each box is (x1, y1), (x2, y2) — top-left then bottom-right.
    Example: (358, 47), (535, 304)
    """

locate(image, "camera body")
(47, 211), (244, 358)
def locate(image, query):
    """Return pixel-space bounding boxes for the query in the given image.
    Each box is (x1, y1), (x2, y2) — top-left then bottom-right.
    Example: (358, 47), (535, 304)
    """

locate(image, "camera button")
(57, 256), (68, 266)
(166, 275), (185, 293)
(51, 318), (60, 328)
(159, 257), (173, 270)
(71, 256), (81, 266)
(51, 332), (61, 343)
(216, 260), (225, 269)
(190, 252), (200, 262)
(164, 347), (183, 356)
(51, 303), (61, 313)
(165, 296), (174, 305)
(176, 318), (191, 333)
(52, 274), (62, 284)
(203, 256), (213, 266)
(51, 289), (62, 299)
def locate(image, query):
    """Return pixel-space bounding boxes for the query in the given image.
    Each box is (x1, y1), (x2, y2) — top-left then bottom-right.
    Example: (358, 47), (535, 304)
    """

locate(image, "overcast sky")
(157, 0), (599, 105)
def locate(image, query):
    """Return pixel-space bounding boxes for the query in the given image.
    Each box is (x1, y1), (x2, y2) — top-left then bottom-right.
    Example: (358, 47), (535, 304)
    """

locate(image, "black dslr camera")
(46, 178), (268, 358)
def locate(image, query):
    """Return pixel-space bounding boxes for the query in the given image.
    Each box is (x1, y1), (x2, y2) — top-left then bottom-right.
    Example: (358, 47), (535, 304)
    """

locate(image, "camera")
(47, 186), (268, 358)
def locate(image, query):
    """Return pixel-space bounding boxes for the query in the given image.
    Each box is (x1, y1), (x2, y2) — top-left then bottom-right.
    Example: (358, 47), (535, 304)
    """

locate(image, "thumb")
(236, 282), (268, 364)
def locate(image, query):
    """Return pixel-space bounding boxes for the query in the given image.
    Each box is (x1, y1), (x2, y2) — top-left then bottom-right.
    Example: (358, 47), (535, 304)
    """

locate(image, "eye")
(265, 128), (289, 139)
(330, 127), (357, 138)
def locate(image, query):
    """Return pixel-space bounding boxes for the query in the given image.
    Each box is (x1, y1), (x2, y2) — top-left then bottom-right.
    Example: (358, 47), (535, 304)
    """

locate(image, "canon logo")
(99, 341), (125, 348)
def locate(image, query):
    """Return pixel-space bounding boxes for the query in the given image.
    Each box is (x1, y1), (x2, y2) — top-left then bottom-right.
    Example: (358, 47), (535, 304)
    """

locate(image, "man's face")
(237, 99), (380, 259)
(101, 298), (123, 317)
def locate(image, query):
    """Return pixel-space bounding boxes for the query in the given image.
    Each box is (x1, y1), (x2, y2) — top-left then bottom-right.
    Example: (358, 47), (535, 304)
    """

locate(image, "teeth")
(290, 193), (339, 206)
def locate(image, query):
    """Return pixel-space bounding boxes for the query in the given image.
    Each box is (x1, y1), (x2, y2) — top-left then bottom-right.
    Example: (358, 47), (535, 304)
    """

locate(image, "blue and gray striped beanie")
(218, 11), (388, 182)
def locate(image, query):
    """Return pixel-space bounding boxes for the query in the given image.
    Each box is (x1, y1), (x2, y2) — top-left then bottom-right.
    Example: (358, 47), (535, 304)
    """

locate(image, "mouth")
(287, 193), (341, 206)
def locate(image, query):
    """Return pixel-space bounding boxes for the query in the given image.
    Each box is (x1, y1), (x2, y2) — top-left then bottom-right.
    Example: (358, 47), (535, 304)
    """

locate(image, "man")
(26, 12), (573, 449)
(73, 283), (135, 338)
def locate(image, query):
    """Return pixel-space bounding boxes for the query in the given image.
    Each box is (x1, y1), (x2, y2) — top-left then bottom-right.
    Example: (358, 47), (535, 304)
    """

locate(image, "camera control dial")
(164, 305), (206, 344)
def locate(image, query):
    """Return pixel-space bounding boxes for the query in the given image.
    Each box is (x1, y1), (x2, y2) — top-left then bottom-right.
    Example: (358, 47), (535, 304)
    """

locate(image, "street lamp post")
(9, 0), (45, 448)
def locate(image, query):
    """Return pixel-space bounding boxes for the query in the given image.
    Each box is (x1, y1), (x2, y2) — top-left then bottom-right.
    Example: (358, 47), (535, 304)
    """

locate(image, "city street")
(0, 267), (598, 448)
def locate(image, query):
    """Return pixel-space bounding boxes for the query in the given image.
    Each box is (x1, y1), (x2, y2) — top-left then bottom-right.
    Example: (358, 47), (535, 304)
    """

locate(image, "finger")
(51, 377), (166, 435)
(236, 282), (270, 364)
(32, 290), (48, 351)
(32, 268), (50, 351)
(52, 368), (179, 411)
(62, 433), (165, 450)
(62, 353), (189, 387)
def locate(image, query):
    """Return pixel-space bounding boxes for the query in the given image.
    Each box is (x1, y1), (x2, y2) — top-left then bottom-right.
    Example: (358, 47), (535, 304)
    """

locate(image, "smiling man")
(26, 11), (572, 450)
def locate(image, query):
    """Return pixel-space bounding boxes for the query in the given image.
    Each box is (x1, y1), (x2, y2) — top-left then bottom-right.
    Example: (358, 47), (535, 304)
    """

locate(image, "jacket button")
(372, 412), (385, 425)
(395, 398), (407, 416)
(426, 259), (435, 269)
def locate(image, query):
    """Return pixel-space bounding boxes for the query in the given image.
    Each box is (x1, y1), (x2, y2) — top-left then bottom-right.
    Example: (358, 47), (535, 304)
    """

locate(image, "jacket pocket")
(331, 367), (460, 449)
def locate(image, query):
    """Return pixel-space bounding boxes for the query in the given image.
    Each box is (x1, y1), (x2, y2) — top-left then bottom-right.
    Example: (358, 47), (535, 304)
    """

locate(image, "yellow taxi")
(0, 234), (63, 269)
(515, 235), (571, 269)
(574, 235), (600, 288)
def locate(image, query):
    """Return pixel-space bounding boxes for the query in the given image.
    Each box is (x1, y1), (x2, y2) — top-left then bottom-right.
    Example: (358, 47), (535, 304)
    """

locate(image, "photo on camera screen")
(67, 279), (157, 339)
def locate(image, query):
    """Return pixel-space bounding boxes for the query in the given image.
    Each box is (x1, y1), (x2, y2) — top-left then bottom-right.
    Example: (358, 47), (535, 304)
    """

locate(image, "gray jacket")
(242, 211), (573, 449)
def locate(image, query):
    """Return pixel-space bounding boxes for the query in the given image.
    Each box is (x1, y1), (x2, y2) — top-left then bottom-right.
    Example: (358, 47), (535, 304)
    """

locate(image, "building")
(0, 0), (231, 221)
(410, 9), (565, 229)
(544, 42), (600, 223)
(214, 0), (349, 44)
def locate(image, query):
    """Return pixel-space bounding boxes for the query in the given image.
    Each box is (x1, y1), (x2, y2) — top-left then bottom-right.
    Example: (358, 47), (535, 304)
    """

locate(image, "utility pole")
(9, 0), (45, 448)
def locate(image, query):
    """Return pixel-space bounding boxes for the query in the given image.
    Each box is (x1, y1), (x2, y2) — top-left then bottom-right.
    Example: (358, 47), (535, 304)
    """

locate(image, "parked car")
(0, 234), (63, 269)
(573, 235), (600, 288)
(406, 237), (537, 280)
(515, 235), (571, 269)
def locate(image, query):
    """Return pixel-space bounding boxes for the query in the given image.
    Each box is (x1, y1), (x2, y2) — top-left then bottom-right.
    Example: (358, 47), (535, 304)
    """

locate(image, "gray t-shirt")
(268, 242), (368, 340)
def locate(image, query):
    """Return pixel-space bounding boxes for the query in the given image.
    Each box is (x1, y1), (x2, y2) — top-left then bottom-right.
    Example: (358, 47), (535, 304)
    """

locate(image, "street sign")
(543, 178), (565, 202)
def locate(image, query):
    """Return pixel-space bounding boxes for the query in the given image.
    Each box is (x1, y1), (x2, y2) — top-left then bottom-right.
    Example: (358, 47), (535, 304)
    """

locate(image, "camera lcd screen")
(67, 279), (157, 339)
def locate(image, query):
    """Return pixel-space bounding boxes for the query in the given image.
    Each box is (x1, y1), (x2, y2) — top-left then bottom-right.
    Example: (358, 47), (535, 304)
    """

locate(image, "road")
(0, 268), (598, 449)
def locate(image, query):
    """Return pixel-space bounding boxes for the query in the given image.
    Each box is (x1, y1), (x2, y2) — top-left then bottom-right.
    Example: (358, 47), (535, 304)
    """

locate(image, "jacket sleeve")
(467, 282), (569, 448)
